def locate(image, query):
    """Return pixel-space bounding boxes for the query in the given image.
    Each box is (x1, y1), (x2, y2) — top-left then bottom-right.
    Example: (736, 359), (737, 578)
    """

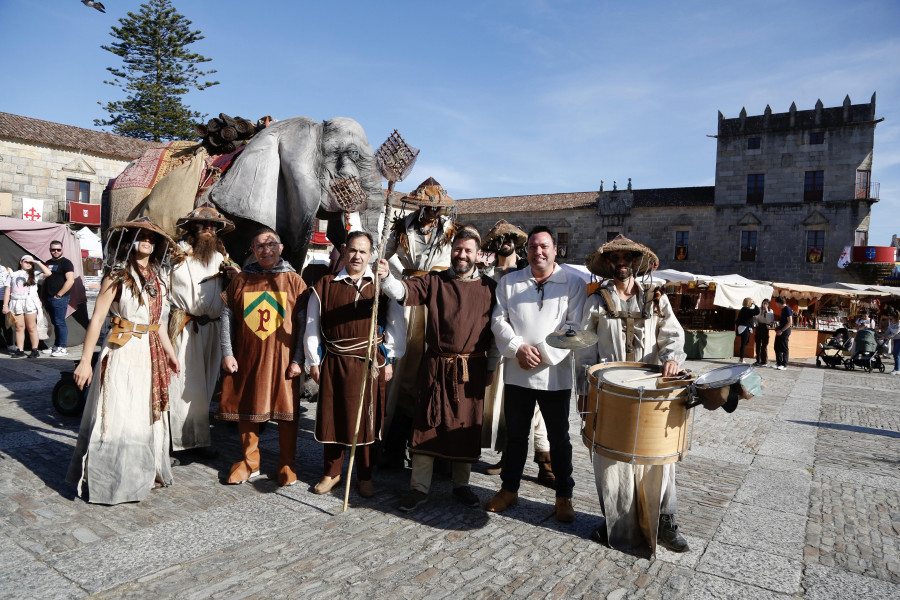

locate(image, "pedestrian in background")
(735, 297), (759, 364)
(0, 257), (13, 352)
(7, 255), (51, 358)
(753, 298), (774, 367)
(773, 296), (793, 370)
(877, 306), (900, 375)
(41, 240), (75, 357)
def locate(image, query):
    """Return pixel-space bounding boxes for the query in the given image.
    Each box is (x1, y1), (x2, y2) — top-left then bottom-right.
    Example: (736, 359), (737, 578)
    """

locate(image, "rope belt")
(433, 349), (487, 403)
(324, 335), (385, 362)
(108, 315), (160, 347)
(402, 266), (449, 278)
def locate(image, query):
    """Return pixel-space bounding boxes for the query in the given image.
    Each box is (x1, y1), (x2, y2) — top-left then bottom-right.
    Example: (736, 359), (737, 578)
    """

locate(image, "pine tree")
(94, 0), (218, 141)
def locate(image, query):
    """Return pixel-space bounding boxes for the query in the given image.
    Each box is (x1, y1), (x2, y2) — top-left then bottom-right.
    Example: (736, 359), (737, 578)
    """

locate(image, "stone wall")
(459, 199), (872, 285)
(0, 138), (131, 224)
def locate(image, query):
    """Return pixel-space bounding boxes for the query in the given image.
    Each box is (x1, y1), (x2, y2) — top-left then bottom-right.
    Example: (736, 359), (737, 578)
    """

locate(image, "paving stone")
(685, 572), (791, 599)
(697, 541), (802, 594)
(714, 503), (807, 558)
(804, 563), (900, 599)
(733, 467), (812, 515)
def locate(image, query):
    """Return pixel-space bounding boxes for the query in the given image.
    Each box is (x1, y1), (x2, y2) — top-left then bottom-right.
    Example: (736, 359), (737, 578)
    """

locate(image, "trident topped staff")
(340, 130), (419, 511)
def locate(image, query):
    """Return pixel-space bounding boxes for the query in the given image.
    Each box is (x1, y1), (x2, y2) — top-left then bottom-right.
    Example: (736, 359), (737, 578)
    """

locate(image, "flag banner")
(69, 202), (101, 225)
(22, 198), (43, 221)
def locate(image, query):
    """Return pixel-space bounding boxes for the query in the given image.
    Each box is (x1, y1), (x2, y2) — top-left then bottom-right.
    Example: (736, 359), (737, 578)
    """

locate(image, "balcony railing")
(855, 181), (880, 200)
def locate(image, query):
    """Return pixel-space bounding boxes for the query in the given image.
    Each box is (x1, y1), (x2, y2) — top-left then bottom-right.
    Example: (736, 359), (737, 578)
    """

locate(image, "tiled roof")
(457, 186), (716, 214)
(0, 112), (162, 159)
(457, 192), (598, 214)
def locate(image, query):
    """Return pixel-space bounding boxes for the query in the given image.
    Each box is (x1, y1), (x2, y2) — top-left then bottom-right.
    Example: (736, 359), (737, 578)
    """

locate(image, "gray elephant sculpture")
(206, 116), (385, 266)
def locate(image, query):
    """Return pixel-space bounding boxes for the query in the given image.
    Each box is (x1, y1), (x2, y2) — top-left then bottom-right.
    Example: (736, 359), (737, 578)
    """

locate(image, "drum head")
(694, 364), (754, 389)
(597, 365), (659, 389)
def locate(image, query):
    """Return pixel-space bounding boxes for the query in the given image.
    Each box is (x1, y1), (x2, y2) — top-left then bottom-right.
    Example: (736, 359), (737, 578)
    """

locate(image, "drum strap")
(597, 288), (650, 361)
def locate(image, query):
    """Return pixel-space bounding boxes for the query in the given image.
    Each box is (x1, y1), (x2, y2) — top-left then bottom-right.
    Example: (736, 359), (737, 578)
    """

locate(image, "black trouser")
(755, 327), (769, 364)
(774, 330), (791, 367)
(738, 328), (751, 360)
(500, 384), (574, 498)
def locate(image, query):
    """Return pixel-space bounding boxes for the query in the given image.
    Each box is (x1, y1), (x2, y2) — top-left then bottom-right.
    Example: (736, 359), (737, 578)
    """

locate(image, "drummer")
(576, 234), (689, 554)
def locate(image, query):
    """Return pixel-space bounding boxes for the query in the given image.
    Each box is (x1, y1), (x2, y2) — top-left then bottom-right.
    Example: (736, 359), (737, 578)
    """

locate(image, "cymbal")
(545, 328), (598, 350)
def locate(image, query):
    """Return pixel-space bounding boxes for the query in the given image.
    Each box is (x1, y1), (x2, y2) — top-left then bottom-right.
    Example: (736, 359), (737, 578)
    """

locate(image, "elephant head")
(206, 116), (385, 266)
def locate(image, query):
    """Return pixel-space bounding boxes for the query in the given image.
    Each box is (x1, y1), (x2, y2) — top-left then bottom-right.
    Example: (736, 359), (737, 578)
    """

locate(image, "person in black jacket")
(735, 297), (760, 364)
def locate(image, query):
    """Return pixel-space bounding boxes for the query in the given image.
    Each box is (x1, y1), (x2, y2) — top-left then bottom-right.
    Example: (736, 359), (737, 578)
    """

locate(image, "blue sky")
(2, 0), (898, 245)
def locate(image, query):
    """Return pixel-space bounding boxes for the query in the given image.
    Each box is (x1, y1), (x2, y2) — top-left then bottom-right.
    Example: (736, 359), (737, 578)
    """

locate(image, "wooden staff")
(343, 180), (396, 511)
(343, 130), (418, 511)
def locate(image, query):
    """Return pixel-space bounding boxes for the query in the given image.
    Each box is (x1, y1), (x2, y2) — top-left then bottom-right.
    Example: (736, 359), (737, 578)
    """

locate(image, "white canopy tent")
(74, 227), (103, 258)
(654, 269), (773, 309)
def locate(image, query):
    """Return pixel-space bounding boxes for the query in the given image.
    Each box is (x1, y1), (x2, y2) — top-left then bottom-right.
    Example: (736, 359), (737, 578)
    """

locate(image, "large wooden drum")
(582, 361), (693, 465)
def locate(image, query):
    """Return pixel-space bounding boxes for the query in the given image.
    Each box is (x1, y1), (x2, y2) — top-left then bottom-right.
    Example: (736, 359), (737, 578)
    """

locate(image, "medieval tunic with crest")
(217, 260), (306, 422)
(305, 268), (405, 446)
(385, 270), (497, 462)
(575, 280), (687, 555)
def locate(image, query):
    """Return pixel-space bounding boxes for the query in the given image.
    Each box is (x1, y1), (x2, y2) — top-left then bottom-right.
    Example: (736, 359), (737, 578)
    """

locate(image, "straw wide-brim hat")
(400, 177), (456, 208)
(108, 216), (178, 248)
(175, 201), (235, 234)
(585, 234), (659, 278)
(482, 220), (527, 250)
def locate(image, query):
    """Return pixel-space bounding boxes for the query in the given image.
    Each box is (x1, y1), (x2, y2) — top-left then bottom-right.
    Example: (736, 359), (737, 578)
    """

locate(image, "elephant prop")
(206, 116), (386, 266)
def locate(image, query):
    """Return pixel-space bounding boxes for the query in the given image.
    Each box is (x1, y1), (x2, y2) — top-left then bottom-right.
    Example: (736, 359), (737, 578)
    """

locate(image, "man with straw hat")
(377, 226), (497, 512)
(380, 177), (458, 468)
(217, 227), (307, 487)
(576, 234), (689, 554)
(480, 220), (555, 488)
(167, 202), (239, 459)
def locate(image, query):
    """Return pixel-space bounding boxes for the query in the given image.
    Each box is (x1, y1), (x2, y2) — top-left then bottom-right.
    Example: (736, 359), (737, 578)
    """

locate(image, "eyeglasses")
(50, 248), (63, 252)
(252, 241), (280, 251)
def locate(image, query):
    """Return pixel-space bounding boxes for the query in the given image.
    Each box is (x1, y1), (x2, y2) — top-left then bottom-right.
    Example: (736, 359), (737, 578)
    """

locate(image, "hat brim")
(110, 218), (178, 248)
(585, 238), (659, 278)
(482, 223), (527, 250)
(175, 215), (235, 234)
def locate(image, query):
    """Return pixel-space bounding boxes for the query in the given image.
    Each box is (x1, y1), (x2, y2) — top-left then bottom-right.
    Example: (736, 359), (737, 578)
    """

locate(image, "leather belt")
(402, 266), (449, 278)
(108, 315), (160, 347)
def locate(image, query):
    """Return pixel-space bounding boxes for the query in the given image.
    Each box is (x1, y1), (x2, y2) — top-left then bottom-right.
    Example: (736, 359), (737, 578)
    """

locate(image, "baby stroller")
(816, 328), (851, 368)
(843, 328), (887, 373)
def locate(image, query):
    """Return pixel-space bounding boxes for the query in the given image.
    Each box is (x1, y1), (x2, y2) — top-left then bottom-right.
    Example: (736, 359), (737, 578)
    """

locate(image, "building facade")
(0, 112), (159, 228)
(457, 95), (882, 286)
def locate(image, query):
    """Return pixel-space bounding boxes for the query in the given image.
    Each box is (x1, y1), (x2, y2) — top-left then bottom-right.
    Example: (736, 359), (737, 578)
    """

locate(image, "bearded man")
(379, 177), (457, 468)
(576, 235), (689, 555)
(378, 227), (497, 512)
(168, 203), (239, 457)
(481, 221), (555, 488)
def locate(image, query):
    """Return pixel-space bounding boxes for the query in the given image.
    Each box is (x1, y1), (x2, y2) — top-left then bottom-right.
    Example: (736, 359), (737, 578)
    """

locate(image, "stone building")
(457, 95), (882, 286)
(0, 112), (159, 227)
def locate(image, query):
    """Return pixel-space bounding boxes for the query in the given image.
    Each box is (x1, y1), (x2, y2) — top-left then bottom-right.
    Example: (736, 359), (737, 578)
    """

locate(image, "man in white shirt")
(486, 226), (586, 523)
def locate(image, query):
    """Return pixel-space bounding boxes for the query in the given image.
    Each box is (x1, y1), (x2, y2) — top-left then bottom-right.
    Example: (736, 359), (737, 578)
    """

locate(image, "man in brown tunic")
(217, 227), (306, 487)
(304, 231), (405, 497)
(378, 227), (497, 512)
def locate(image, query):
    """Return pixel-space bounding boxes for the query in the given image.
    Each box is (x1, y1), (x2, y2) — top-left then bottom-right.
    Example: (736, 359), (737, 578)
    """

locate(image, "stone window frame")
(804, 170), (824, 202)
(809, 131), (825, 145)
(66, 178), (90, 203)
(746, 173), (765, 204)
(674, 230), (690, 261)
(806, 229), (825, 263)
(747, 137), (761, 150)
(740, 230), (758, 262)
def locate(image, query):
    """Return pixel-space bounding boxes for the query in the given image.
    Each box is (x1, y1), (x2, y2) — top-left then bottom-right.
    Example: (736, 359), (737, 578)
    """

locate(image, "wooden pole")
(343, 180), (396, 511)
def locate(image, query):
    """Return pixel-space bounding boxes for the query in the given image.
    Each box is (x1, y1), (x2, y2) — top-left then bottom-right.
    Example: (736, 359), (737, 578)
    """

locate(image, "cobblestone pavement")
(1, 351), (899, 599)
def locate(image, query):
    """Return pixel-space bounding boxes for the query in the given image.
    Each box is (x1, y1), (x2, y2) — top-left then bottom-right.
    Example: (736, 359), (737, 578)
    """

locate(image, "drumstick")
(622, 372), (662, 383)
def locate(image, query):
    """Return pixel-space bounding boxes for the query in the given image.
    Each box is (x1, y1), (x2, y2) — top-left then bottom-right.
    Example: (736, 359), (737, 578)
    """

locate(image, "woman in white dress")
(5, 254), (51, 358)
(66, 218), (181, 505)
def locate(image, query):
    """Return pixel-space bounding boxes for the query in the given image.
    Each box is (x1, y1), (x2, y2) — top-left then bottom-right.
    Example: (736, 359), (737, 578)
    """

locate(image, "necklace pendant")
(147, 285), (158, 298)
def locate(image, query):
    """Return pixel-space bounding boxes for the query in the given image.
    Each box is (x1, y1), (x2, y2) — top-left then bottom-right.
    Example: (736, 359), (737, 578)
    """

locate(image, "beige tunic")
(167, 249), (225, 450)
(576, 281), (687, 555)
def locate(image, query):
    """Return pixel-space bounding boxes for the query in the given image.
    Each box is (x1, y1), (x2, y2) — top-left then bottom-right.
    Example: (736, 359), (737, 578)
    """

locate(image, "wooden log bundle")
(195, 113), (268, 154)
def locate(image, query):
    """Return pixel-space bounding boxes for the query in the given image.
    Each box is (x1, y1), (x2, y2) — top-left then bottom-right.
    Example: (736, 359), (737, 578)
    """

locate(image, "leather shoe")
(590, 523), (609, 546)
(485, 455), (504, 475)
(225, 460), (260, 485)
(485, 488), (518, 512)
(313, 474), (341, 495)
(658, 514), (690, 553)
(277, 465), (298, 487)
(357, 479), (375, 498)
(555, 497), (575, 523)
(398, 489), (428, 512)
(452, 486), (480, 507)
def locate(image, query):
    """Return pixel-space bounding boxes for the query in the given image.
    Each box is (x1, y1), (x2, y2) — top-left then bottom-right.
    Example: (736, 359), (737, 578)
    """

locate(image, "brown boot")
(534, 450), (555, 488)
(314, 475), (341, 495)
(485, 488), (518, 512)
(277, 418), (299, 487)
(555, 497), (575, 523)
(226, 422), (261, 484)
(357, 479), (376, 498)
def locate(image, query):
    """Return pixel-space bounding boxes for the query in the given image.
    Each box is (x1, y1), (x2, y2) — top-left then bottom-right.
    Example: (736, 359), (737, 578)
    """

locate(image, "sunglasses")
(50, 248), (63, 252)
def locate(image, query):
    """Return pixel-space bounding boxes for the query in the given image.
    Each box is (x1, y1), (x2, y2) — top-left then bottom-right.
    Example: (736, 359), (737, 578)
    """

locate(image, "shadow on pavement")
(788, 419), (900, 439)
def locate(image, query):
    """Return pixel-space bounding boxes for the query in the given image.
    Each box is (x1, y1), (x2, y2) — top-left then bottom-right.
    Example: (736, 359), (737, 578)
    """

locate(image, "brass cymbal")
(545, 328), (599, 350)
